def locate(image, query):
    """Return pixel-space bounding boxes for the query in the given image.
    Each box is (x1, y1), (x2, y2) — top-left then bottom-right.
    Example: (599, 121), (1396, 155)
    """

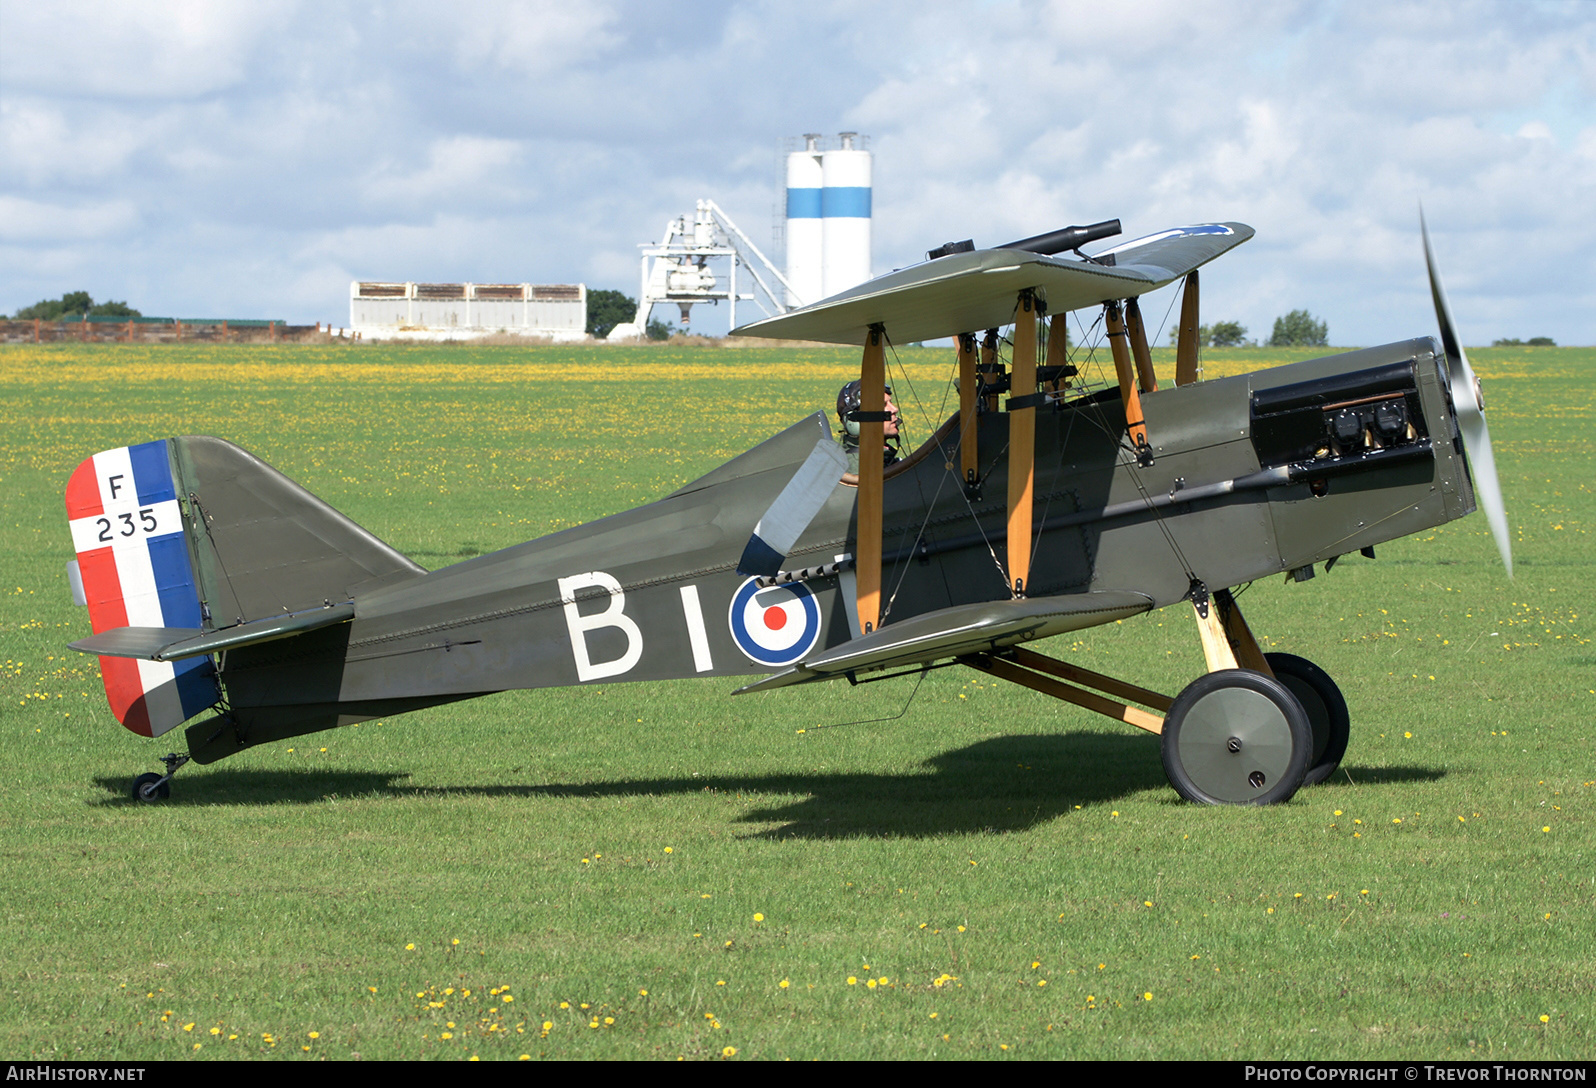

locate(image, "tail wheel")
(131, 772), (170, 802)
(1161, 670), (1312, 805)
(1263, 652), (1350, 786)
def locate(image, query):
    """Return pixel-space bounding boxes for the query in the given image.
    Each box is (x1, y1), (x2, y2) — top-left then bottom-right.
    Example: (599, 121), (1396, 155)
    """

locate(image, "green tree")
(15, 291), (92, 320)
(89, 299), (140, 318)
(585, 289), (638, 339)
(645, 317), (676, 341)
(12, 291), (140, 320)
(1209, 320), (1248, 347)
(1495, 336), (1556, 347)
(1269, 309), (1327, 347)
(1170, 322), (1247, 350)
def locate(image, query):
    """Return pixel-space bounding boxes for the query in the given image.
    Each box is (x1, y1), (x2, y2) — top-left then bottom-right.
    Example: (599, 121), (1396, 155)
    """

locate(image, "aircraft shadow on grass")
(91, 734), (1443, 839)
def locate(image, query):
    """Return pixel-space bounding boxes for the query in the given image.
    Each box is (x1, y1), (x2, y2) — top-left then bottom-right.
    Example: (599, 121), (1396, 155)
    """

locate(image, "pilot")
(836, 379), (902, 474)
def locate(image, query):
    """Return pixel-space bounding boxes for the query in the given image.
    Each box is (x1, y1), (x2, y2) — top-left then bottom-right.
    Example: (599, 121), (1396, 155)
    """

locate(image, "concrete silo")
(820, 132), (872, 299)
(784, 134), (825, 309)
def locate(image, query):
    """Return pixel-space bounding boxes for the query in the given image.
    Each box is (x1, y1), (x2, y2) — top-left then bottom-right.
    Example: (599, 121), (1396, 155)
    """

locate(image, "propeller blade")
(1421, 211), (1512, 576)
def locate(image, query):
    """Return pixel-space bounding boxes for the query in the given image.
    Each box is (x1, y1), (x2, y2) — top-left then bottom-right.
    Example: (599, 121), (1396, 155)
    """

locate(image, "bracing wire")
(1150, 286), (1181, 356)
(882, 334), (938, 441)
(1015, 306), (1109, 583)
(878, 333), (1010, 618)
(879, 336), (957, 621)
(808, 666), (929, 730)
(1063, 303), (1198, 581)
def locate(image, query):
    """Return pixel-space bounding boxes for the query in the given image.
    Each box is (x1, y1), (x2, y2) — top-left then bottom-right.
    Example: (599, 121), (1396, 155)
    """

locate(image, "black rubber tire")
(131, 772), (170, 802)
(1161, 669), (1313, 805)
(1264, 652), (1350, 787)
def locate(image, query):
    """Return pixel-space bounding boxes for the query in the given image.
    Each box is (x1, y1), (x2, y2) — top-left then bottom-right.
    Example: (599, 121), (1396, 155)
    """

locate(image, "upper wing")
(731, 223), (1253, 346)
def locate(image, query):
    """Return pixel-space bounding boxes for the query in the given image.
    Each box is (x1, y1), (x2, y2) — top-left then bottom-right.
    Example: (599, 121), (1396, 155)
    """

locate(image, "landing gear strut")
(959, 583), (1350, 805)
(130, 753), (189, 802)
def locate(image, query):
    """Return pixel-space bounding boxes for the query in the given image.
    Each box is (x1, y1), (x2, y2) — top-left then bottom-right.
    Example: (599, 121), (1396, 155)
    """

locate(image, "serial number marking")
(69, 499), (183, 554)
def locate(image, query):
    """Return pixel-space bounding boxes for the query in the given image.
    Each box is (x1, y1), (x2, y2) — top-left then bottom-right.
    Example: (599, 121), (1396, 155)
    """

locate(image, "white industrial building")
(349, 282), (587, 341)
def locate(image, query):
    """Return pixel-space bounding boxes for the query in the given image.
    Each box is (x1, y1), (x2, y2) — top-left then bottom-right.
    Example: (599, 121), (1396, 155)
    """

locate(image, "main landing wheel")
(1263, 653), (1350, 787)
(130, 772), (170, 802)
(1161, 670), (1312, 805)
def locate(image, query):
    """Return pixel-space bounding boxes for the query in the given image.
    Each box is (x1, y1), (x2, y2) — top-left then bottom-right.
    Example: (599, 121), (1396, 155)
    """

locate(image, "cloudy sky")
(2, 0), (1592, 344)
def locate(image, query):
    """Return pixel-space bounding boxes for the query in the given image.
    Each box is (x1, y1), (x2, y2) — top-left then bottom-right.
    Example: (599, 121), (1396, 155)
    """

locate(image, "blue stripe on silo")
(786, 188), (823, 218)
(821, 187), (872, 218)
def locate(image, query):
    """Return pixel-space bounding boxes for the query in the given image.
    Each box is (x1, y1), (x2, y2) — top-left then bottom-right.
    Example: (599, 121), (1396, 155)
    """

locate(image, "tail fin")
(65, 436), (424, 738)
(170, 435), (423, 624)
(65, 440), (220, 736)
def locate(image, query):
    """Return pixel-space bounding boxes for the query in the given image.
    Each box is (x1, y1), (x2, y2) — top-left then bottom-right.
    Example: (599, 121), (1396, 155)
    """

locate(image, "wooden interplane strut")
(1124, 297), (1159, 393)
(1104, 300), (1152, 462)
(1175, 270), (1201, 386)
(1006, 291), (1038, 596)
(957, 333), (979, 493)
(857, 326), (885, 634)
(1046, 313), (1070, 390)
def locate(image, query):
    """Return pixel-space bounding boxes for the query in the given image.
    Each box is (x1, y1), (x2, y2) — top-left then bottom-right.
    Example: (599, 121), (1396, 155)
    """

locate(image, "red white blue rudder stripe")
(65, 440), (219, 737)
(727, 577), (821, 668)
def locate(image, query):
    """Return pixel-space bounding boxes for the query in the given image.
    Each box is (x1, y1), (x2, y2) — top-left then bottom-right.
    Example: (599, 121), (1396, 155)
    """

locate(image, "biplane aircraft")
(63, 215), (1509, 806)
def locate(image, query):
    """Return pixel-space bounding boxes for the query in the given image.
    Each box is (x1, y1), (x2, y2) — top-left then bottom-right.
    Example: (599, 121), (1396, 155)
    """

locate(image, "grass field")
(0, 340), (1589, 1060)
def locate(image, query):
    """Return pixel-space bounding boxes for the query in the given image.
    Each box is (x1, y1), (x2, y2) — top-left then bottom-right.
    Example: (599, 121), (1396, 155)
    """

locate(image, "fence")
(0, 317), (340, 345)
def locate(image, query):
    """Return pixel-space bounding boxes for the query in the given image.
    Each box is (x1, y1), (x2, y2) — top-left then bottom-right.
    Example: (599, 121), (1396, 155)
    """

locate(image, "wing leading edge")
(731, 223), (1253, 346)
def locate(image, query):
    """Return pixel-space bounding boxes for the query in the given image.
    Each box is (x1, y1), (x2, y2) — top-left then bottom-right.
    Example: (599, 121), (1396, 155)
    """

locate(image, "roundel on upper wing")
(727, 577), (821, 667)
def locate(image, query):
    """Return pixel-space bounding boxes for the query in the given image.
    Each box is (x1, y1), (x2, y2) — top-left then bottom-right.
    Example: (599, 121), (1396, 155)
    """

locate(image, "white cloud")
(0, 195), (139, 241)
(0, 100), (154, 186)
(361, 136), (527, 210)
(0, 0), (299, 99)
(448, 0), (623, 74)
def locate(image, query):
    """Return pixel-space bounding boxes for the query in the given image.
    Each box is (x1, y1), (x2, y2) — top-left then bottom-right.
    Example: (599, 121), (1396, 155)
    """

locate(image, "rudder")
(65, 440), (221, 737)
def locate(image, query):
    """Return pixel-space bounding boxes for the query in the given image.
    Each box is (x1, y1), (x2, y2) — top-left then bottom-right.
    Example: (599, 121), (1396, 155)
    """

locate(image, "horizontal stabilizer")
(734, 590), (1153, 693)
(731, 223), (1253, 346)
(69, 602), (356, 662)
